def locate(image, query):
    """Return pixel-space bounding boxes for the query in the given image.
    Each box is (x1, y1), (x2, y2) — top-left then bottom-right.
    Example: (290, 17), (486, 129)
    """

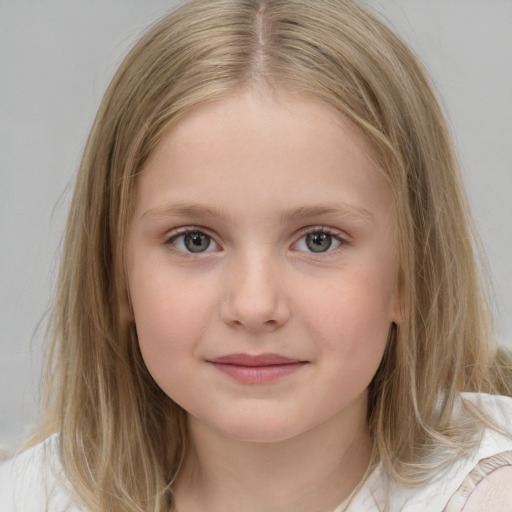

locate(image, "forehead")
(136, 89), (394, 223)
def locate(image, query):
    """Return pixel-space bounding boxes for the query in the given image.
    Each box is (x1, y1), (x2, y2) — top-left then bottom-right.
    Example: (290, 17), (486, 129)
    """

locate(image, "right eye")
(169, 230), (220, 254)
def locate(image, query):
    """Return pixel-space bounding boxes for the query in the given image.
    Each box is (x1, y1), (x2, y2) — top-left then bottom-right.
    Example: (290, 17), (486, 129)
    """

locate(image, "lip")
(207, 353), (308, 384)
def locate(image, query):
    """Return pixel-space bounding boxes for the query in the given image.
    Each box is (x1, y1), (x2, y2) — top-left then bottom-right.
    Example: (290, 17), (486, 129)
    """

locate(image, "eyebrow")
(278, 203), (373, 223)
(142, 203), (227, 220)
(141, 201), (373, 223)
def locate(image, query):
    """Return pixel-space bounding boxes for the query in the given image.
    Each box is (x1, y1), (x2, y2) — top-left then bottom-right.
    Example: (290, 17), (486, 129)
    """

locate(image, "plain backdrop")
(1, 0), (511, 450)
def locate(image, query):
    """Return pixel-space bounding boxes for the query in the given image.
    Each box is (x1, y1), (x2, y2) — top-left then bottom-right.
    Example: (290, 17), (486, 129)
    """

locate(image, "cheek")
(129, 267), (218, 374)
(301, 267), (393, 368)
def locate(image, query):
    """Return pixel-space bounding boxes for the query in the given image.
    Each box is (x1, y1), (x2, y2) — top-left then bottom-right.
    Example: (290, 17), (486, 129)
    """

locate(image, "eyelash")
(165, 226), (348, 256)
(293, 226), (346, 254)
(166, 227), (221, 255)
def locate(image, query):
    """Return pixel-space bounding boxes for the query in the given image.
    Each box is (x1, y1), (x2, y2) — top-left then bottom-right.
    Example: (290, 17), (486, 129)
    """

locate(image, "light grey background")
(1, 0), (511, 450)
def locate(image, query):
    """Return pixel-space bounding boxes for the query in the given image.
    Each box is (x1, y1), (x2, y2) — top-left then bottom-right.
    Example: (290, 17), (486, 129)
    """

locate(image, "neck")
(174, 401), (372, 512)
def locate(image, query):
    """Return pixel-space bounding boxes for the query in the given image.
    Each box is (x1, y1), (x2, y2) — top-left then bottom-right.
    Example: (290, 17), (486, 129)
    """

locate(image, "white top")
(336, 393), (512, 512)
(0, 433), (79, 512)
(1, 393), (512, 512)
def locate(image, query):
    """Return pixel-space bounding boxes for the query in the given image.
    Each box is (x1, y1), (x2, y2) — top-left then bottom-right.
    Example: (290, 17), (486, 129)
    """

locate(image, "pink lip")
(207, 353), (308, 384)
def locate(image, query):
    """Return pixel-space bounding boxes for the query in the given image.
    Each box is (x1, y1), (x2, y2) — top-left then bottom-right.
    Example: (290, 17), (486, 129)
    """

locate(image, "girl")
(1, 0), (511, 510)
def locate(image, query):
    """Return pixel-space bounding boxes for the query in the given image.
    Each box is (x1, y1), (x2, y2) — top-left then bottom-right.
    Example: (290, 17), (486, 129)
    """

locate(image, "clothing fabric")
(444, 451), (512, 511)
(0, 434), (79, 512)
(335, 393), (512, 511)
(1, 393), (511, 512)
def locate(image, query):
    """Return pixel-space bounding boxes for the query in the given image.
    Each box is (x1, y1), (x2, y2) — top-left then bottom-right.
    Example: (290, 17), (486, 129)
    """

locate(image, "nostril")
(221, 300), (290, 333)
(219, 261), (291, 332)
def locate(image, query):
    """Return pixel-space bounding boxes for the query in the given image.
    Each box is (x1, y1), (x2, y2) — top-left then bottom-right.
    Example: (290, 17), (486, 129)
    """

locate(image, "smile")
(207, 353), (309, 384)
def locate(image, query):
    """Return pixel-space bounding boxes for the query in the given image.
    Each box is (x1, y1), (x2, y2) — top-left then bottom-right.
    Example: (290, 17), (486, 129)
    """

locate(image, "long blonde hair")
(38, 0), (511, 510)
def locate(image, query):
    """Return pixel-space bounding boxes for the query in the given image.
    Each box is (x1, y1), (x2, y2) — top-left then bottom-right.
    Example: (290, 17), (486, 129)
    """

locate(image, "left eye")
(170, 231), (219, 253)
(295, 231), (343, 253)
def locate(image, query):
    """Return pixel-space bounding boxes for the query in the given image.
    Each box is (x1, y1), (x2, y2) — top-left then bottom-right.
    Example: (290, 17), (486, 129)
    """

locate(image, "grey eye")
(169, 229), (221, 255)
(183, 232), (212, 253)
(305, 232), (333, 253)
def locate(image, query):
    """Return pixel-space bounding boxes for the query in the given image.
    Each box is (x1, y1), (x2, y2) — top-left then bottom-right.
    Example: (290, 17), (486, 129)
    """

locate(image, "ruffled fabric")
(443, 451), (512, 511)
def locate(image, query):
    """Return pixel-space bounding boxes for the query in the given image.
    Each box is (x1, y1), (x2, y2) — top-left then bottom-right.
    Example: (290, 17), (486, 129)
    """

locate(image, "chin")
(211, 416), (308, 444)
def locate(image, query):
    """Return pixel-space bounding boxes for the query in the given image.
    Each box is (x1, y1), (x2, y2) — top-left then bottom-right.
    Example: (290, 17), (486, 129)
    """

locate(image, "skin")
(126, 89), (401, 511)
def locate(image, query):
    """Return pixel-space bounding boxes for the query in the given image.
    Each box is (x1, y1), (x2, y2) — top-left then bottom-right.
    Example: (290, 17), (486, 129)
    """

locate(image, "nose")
(220, 251), (290, 334)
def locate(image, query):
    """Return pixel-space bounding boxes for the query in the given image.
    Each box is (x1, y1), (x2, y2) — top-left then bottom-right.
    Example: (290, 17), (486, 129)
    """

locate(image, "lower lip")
(210, 362), (306, 384)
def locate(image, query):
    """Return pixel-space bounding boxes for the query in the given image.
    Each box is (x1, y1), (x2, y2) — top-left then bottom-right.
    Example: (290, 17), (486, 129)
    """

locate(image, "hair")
(33, 0), (512, 510)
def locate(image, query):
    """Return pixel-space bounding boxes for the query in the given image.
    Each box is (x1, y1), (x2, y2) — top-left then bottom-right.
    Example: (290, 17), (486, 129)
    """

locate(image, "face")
(126, 89), (400, 443)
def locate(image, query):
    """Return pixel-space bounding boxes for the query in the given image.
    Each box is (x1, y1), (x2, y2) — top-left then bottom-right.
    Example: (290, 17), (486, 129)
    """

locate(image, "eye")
(294, 230), (344, 253)
(169, 230), (219, 253)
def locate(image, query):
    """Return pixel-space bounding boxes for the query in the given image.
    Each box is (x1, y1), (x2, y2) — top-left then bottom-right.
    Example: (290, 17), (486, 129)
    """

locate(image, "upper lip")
(208, 353), (305, 366)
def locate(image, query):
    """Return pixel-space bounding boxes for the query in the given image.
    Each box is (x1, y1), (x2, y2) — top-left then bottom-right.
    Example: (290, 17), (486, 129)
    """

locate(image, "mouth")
(207, 353), (309, 384)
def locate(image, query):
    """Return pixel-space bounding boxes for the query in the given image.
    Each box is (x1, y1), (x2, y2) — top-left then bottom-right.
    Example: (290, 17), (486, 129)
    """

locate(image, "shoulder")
(381, 393), (512, 512)
(460, 392), (512, 431)
(423, 393), (512, 512)
(0, 434), (80, 512)
(445, 451), (512, 512)
(463, 465), (512, 512)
